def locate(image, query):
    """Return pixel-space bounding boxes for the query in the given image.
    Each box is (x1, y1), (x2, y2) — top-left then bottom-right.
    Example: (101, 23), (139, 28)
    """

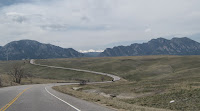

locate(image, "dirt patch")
(117, 92), (154, 99)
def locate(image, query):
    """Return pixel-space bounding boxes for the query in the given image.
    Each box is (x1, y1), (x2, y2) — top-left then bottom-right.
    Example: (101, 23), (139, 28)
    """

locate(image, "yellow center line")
(0, 87), (32, 111)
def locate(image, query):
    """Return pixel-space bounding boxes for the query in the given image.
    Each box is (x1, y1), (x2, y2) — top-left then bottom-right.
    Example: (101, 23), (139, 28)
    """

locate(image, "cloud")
(6, 12), (24, 16)
(0, 0), (200, 50)
(5, 12), (27, 23)
(145, 28), (151, 33)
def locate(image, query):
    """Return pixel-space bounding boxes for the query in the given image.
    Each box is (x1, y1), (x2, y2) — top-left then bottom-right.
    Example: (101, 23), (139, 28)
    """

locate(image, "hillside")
(0, 40), (84, 60)
(100, 37), (200, 56)
(0, 60), (112, 87)
(37, 56), (200, 111)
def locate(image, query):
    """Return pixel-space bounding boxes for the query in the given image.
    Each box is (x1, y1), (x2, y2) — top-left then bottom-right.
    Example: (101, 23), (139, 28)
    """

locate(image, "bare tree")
(9, 64), (26, 84)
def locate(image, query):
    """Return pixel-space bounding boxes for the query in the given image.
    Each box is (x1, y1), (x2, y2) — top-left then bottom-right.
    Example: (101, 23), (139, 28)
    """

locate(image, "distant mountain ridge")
(100, 37), (200, 57)
(0, 40), (84, 60)
(0, 37), (199, 60)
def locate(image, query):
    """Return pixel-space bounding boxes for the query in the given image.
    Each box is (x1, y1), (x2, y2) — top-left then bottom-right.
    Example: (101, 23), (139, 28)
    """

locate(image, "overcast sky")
(0, 0), (200, 51)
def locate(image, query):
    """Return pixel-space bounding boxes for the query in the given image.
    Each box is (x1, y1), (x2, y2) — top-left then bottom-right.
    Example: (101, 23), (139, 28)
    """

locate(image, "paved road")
(30, 59), (120, 81)
(0, 83), (114, 111)
(0, 60), (120, 111)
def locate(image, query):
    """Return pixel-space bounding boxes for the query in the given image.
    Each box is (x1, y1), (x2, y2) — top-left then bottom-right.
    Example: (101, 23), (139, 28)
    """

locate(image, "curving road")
(0, 83), (114, 111)
(30, 59), (120, 81)
(0, 60), (120, 111)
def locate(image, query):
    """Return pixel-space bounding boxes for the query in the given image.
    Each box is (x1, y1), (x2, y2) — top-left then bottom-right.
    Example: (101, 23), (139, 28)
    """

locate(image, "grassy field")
(0, 60), (112, 87)
(38, 56), (200, 111)
(53, 84), (170, 111)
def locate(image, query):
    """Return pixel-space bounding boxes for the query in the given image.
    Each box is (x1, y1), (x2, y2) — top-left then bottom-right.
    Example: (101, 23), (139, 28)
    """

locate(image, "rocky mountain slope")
(100, 37), (200, 56)
(0, 40), (84, 60)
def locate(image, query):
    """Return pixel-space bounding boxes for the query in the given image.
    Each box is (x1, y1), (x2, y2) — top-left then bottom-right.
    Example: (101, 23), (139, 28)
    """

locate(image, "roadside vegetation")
(40, 56), (200, 111)
(0, 60), (112, 87)
(53, 83), (169, 111)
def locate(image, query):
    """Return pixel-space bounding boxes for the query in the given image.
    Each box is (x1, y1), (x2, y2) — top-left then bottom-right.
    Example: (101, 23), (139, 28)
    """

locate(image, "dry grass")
(0, 74), (16, 87)
(41, 55), (200, 111)
(1, 55), (200, 110)
(53, 85), (170, 111)
(21, 78), (71, 85)
(0, 59), (112, 87)
(36, 55), (200, 82)
(0, 74), (69, 87)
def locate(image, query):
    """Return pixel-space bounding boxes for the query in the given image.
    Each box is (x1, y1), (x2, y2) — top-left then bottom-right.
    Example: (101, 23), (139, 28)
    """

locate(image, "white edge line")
(45, 87), (81, 111)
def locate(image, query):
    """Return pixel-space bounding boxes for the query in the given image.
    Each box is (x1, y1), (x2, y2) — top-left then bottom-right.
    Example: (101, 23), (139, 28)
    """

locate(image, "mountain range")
(0, 40), (83, 60)
(0, 37), (200, 60)
(100, 37), (200, 56)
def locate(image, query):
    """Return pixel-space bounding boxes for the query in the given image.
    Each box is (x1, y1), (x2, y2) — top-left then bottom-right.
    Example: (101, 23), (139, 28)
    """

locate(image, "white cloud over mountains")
(0, 0), (200, 50)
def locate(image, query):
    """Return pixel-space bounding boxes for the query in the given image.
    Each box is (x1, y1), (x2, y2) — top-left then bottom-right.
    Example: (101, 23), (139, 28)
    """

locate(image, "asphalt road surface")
(0, 60), (120, 111)
(0, 83), (114, 111)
